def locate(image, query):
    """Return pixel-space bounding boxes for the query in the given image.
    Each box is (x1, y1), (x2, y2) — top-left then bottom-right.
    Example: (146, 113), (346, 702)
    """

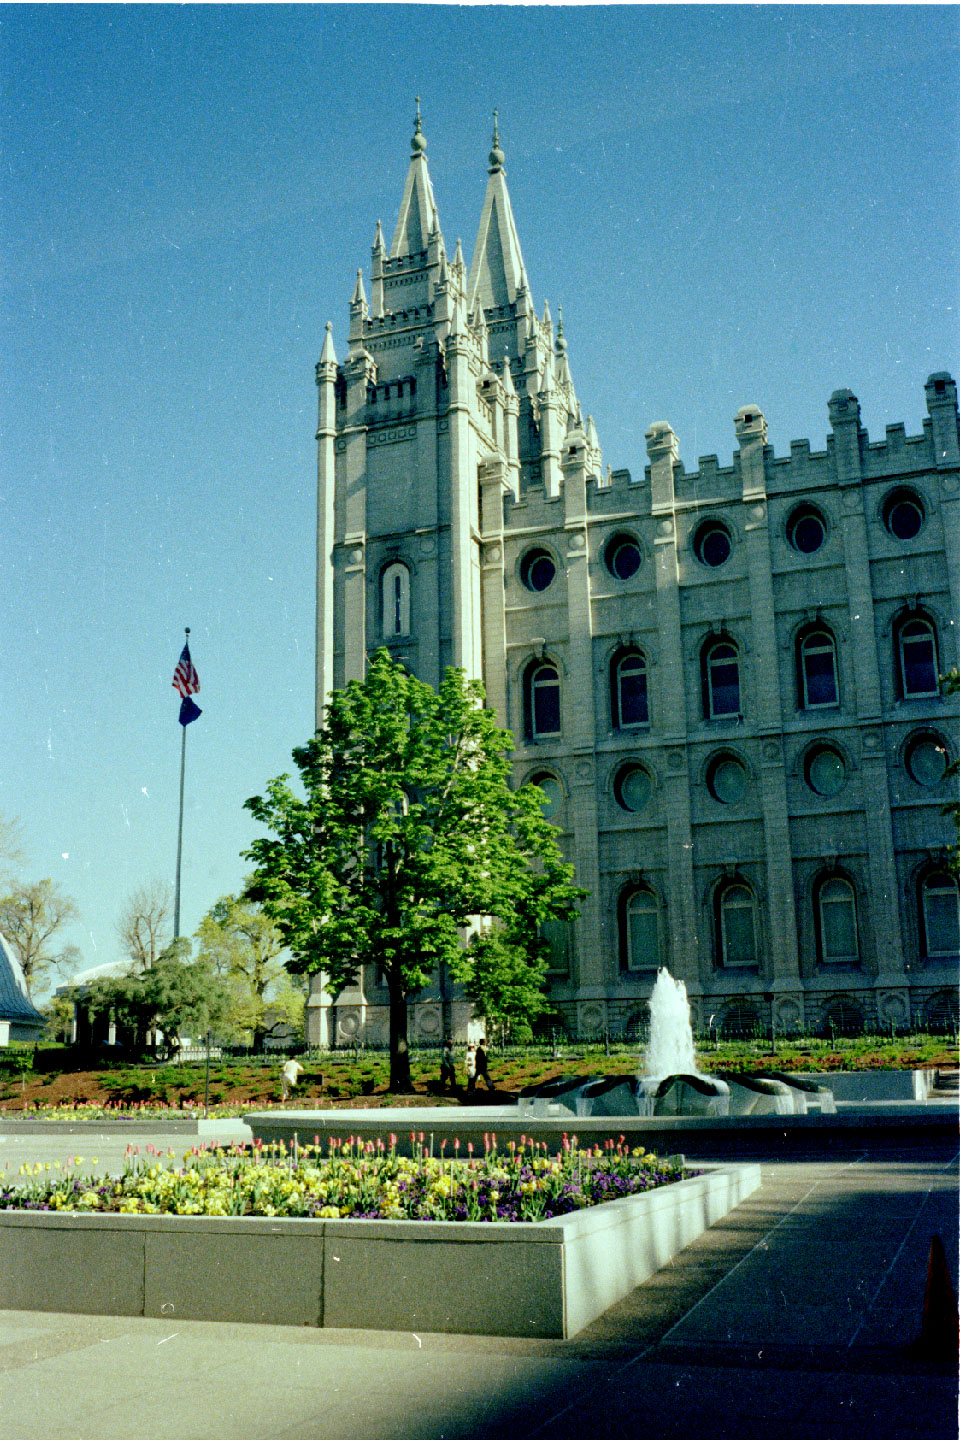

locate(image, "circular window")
(883, 490), (924, 541)
(707, 756), (746, 805)
(520, 548), (556, 592)
(694, 521), (732, 568)
(905, 735), (949, 787)
(614, 765), (652, 813)
(787, 505), (826, 554)
(529, 772), (563, 819)
(806, 746), (846, 797)
(605, 534), (641, 580)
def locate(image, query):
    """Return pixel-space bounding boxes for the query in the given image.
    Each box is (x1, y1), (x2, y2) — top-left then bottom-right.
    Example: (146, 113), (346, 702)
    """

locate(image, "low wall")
(0, 1162), (759, 1339)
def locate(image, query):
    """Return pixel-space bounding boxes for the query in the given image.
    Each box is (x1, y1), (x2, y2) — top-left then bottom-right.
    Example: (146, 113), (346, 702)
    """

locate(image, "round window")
(614, 765), (651, 813)
(529, 773), (563, 819)
(520, 548), (556, 592)
(906, 736), (948, 787)
(708, 757), (746, 805)
(605, 534), (642, 580)
(694, 521), (732, 568)
(806, 746), (846, 797)
(883, 490), (924, 541)
(787, 505), (826, 555)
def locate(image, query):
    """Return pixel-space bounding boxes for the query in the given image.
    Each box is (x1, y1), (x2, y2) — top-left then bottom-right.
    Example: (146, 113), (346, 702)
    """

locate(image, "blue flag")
(179, 696), (202, 727)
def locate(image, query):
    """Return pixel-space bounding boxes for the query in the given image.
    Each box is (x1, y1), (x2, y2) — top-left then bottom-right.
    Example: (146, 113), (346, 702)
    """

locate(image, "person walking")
(465, 1043), (477, 1093)
(440, 1039), (456, 1090)
(281, 1057), (304, 1102)
(475, 1040), (492, 1090)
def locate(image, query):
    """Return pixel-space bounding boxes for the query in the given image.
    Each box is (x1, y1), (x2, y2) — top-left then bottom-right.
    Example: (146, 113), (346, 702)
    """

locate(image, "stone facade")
(308, 114), (960, 1046)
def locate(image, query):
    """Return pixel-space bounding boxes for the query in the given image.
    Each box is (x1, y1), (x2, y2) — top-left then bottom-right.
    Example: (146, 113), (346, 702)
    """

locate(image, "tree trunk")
(388, 979), (411, 1091)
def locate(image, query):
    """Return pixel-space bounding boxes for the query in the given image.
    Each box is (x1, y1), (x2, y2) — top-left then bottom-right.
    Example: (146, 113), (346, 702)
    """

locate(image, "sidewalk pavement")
(0, 1134), (956, 1440)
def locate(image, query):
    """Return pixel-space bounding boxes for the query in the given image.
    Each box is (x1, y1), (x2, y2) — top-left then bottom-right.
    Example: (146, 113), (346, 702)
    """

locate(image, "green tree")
(195, 893), (303, 1051)
(0, 878), (80, 998)
(77, 940), (230, 1056)
(243, 651), (582, 1089)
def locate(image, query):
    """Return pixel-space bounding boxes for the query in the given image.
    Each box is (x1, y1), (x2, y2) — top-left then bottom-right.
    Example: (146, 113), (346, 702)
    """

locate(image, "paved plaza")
(0, 1127), (956, 1440)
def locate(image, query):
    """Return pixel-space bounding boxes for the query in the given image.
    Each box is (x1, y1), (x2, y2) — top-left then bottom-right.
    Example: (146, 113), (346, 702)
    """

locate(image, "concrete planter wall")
(0, 1162), (759, 1339)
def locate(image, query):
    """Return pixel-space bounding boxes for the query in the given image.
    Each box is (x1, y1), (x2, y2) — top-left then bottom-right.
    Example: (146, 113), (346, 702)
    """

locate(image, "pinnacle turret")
(352, 268), (367, 306)
(320, 321), (337, 365)
(467, 113), (530, 314)
(390, 98), (442, 258)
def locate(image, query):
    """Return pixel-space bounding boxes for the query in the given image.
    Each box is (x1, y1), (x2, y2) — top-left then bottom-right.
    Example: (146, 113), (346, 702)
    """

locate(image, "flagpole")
(174, 627), (190, 940)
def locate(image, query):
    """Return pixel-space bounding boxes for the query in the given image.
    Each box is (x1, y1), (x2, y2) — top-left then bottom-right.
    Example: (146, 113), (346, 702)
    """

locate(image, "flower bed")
(1, 1133), (687, 1223)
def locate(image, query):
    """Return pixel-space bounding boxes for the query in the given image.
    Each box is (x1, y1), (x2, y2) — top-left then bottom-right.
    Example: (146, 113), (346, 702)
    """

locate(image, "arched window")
(611, 650), (648, 728)
(381, 562), (410, 638)
(815, 876), (859, 965)
(920, 871), (960, 957)
(620, 886), (660, 973)
(524, 660), (561, 739)
(715, 880), (757, 967)
(702, 639), (740, 719)
(797, 627), (839, 709)
(895, 614), (939, 698)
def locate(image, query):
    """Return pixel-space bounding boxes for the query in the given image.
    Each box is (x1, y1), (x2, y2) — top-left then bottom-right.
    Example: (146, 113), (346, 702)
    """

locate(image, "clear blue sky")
(2, 5), (958, 997)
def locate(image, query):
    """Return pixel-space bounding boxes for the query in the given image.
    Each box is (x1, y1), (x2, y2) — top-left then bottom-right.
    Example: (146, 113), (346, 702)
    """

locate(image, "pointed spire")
(467, 112), (530, 313)
(542, 299), (552, 332)
(555, 305), (566, 352)
(454, 237), (465, 272)
(320, 321), (337, 365)
(352, 268), (367, 306)
(390, 97), (442, 258)
(372, 219), (386, 256)
(587, 415), (599, 450)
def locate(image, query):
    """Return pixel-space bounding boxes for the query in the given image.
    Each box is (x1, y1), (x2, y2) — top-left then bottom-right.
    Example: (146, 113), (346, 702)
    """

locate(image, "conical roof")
(467, 119), (529, 312)
(0, 932), (45, 1026)
(390, 101), (442, 258)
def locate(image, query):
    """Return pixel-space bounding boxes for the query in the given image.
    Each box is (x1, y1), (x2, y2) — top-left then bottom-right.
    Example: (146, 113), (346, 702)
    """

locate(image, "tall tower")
(315, 108), (592, 727)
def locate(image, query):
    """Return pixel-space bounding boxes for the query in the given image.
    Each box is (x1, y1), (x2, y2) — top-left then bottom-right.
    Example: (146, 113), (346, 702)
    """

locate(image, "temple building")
(307, 111), (960, 1046)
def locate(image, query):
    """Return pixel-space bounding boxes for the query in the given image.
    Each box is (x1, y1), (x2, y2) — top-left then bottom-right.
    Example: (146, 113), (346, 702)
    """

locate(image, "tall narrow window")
(525, 661), (561, 738)
(611, 650), (648, 727)
(716, 881), (757, 967)
(381, 563), (410, 638)
(622, 887), (660, 972)
(921, 871), (960, 956)
(798, 628), (839, 708)
(703, 640), (740, 718)
(816, 876), (859, 964)
(897, 616), (939, 697)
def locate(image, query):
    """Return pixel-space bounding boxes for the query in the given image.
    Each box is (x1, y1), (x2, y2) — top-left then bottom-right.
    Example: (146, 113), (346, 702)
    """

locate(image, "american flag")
(172, 642), (200, 698)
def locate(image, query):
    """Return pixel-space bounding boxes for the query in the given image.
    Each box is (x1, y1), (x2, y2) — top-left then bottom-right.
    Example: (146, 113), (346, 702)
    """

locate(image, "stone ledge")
(0, 1163), (760, 1339)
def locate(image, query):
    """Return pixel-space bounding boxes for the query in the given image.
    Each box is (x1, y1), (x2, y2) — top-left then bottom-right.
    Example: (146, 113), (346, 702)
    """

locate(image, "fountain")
(636, 969), (730, 1116)
(515, 966), (838, 1118)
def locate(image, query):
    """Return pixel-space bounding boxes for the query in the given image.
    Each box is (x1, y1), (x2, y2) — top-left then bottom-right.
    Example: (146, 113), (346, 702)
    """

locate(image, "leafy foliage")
(70, 941), (231, 1057)
(244, 652), (583, 1087)
(194, 893), (303, 1049)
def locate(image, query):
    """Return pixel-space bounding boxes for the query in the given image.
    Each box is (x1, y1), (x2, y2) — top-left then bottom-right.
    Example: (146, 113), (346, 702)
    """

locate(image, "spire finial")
(555, 305), (566, 351)
(411, 96), (427, 155)
(488, 107), (505, 171)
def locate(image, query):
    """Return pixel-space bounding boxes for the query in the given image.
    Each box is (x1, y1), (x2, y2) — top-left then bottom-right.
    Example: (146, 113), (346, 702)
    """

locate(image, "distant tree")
(0, 878), (80, 998)
(244, 651), (583, 1090)
(77, 940), (230, 1056)
(40, 994), (75, 1043)
(195, 893), (303, 1050)
(117, 881), (173, 972)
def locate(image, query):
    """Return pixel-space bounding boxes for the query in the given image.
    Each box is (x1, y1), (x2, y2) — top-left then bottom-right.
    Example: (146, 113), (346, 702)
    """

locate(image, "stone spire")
(467, 112), (530, 312)
(390, 97), (442, 258)
(319, 320), (337, 366)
